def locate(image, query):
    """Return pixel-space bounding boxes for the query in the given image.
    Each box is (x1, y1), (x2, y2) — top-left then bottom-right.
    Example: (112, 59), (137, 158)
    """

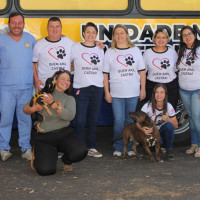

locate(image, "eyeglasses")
(182, 32), (193, 38)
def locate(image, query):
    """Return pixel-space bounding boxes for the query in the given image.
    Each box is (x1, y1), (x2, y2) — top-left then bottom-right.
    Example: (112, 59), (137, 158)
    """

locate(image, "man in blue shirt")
(0, 12), (36, 161)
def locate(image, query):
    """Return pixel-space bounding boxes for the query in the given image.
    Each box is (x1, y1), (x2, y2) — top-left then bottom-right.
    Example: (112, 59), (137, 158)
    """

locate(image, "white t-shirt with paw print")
(33, 36), (74, 85)
(177, 47), (200, 91)
(141, 102), (176, 130)
(143, 47), (177, 83)
(103, 47), (145, 98)
(71, 43), (104, 88)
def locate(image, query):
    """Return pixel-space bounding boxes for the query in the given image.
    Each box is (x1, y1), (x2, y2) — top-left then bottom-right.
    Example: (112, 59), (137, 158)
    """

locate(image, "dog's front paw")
(124, 156), (128, 160)
(56, 101), (63, 110)
(156, 157), (162, 162)
(150, 158), (155, 163)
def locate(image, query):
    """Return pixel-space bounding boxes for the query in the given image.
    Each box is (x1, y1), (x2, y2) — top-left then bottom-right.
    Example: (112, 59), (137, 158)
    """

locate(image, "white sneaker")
(22, 150), (32, 161)
(1, 150), (12, 161)
(113, 151), (122, 157)
(88, 148), (102, 158)
(58, 152), (63, 159)
(127, 151), (135, 156)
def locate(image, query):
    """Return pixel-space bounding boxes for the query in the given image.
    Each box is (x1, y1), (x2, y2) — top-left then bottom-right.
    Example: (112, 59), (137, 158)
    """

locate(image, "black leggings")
(33, 127), (88, 176)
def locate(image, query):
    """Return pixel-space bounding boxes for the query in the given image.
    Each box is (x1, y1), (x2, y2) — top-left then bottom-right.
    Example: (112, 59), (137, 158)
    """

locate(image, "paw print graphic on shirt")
(125, 56), (135, 66)
(57, 49), (66, 59)
(160, 60), (170, 69)
(90, 55), (100, 65)
(186, 56), (195, 66)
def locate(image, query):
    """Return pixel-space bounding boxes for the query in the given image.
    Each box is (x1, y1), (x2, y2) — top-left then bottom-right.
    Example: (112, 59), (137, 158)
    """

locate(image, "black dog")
(30, 77), (56, 131)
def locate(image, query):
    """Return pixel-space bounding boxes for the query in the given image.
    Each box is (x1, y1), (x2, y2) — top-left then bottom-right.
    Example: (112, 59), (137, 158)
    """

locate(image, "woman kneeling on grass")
(24, 70), (87, 176)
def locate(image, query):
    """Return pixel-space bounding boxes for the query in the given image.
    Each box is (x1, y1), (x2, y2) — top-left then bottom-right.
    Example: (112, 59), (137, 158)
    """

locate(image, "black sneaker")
(167, 149), (174, 161)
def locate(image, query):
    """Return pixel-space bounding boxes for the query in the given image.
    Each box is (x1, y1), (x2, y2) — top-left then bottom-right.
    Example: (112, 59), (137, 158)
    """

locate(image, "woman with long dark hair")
(176, 26), (200, 157)
(24, 70), (87, 176)
(141, 84), (178, 161)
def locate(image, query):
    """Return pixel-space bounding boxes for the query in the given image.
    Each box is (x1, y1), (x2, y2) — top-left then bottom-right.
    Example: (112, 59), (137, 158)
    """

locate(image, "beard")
(9, 27), (23, 37)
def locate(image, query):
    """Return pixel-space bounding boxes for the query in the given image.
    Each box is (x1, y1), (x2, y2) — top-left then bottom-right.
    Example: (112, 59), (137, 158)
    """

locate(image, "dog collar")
(135, 121), (144, 128)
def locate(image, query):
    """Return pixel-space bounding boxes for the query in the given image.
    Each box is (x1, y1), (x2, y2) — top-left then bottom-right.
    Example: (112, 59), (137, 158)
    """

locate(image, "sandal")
(160, 147), (166, 154)
(194, 152), (200, 158)
(186, 149), (196, 154)
(194, 148), (200, 158)
(186, 146), (198, 154)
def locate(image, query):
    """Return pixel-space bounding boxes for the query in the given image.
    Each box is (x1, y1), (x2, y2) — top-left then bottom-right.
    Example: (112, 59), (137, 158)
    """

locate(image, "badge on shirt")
(24, 42), (31, 49)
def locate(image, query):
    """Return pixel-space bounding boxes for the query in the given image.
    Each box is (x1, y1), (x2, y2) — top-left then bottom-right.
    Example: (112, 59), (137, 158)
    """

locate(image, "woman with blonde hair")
(143, 28), (179, 109)
(103, 24), (146, 156)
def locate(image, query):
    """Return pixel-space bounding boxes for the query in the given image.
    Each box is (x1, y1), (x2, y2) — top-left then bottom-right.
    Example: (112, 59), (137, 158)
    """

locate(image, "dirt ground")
(0, 127), (200, 200)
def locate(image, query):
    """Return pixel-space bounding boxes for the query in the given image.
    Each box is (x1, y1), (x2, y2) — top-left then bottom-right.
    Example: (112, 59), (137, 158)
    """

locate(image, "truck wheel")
(173, 101), (190, 147)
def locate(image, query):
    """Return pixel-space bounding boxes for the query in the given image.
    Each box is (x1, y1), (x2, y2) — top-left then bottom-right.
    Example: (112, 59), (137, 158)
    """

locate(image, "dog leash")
(154, 113), (164, 126)
(134, 120), (144, 128)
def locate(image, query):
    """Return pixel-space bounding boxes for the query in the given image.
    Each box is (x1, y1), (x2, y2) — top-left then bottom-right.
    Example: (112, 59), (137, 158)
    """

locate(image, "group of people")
(0, 12), (200, 176)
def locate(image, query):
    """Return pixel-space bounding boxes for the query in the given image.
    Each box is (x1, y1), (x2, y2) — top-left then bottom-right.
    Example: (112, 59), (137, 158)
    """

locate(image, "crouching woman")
(24, 70), (87, 176)
(141, 84), (178, 161)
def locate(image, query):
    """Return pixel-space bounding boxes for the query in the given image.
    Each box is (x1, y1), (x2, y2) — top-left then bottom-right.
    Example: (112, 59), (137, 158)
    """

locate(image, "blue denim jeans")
(179, 88), (200, 147)
(0, 89), (32, 152)
(74, 86), (103, 149)
(112, 97), (139, 153)
(159, 122), (174, 150)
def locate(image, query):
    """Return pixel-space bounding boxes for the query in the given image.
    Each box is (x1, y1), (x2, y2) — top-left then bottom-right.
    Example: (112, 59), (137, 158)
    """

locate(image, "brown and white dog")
(113, 111), (161, 163)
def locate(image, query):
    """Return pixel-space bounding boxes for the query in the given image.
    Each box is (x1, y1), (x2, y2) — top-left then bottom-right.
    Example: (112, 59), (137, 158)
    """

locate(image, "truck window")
(0, 0), (6, 10)
(140, 0), (200, 11)
(19, 0), (128, 10)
